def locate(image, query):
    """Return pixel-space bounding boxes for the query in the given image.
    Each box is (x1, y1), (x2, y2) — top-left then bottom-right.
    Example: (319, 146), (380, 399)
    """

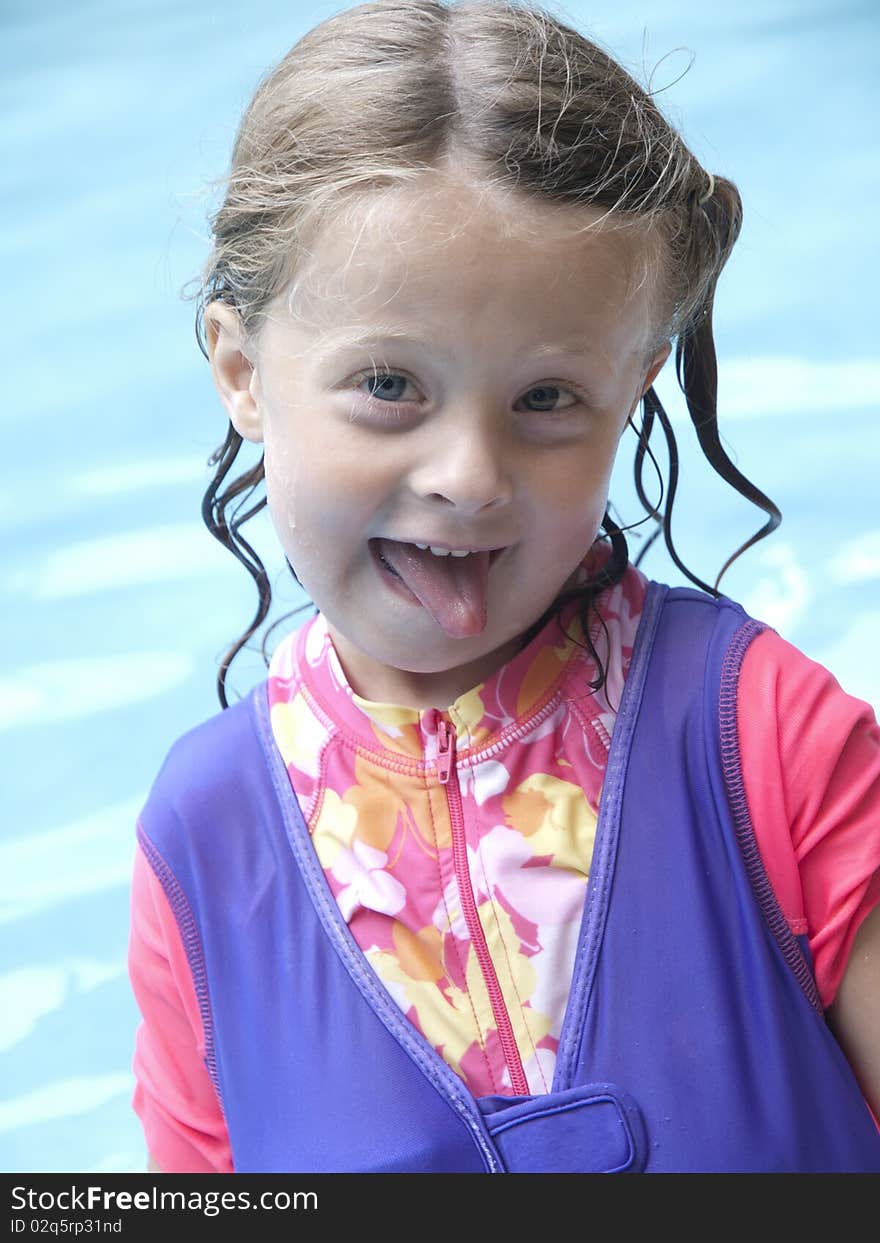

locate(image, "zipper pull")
(436, 716), (454, 785)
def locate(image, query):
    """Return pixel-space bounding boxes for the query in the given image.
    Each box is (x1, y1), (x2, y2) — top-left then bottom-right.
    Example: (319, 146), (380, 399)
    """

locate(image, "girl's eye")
(517, 384), (579, 414)
(355, 371), (417, 403)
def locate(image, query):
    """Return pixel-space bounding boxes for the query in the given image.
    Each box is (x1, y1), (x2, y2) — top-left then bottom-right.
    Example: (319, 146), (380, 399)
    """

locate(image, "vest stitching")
(717, 618), (824, 1015)
(136, 824), (225, 1114)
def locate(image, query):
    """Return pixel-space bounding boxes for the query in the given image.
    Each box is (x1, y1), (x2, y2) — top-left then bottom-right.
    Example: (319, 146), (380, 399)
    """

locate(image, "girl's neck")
(325, 624), (529, 710)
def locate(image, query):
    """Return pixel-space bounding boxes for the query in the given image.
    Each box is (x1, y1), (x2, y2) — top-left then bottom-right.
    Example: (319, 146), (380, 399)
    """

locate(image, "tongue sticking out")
(375, 539), (492, 638)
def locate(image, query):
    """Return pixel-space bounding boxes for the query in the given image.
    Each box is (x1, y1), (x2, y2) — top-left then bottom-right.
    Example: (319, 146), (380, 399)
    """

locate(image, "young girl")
(129, 0), (880, 1173)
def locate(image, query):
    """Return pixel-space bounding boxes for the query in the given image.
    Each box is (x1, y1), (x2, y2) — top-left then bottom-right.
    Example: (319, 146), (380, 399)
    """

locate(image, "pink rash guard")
(129, 565), (880, 1172)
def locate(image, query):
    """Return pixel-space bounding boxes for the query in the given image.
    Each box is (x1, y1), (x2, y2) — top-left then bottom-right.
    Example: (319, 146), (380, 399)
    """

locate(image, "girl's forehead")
(266, 172), (660, 349)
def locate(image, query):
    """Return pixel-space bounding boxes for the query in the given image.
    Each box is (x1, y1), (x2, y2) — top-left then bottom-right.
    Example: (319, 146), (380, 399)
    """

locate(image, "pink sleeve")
(738, 629), (880, 1009)
(128, 836), (233, 1173)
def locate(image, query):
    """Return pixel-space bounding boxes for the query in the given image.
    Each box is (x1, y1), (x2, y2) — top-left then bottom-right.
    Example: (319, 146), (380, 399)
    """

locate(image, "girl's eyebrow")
(531, 341), (599, 358)
(311, 329), (433, 361)
(311, 329), (602, 363)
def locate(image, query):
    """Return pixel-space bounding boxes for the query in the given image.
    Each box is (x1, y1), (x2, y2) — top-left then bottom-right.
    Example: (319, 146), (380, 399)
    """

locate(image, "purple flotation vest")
(138, 584), (880, 1172)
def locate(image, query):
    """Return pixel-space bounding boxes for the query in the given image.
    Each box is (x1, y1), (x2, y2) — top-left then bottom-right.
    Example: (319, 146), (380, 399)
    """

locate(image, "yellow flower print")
(350, 697), (424, 760)
(311, 787), (359, 869)
(515, 630), (578, 717)
(342, 755), (453, 857)
(391, 921), (445, 982)
(371, 909), (553, 1085)
(368, 942), (478, 1078)
(270, 693), (324, 777)
(449, 685), (493, 747)
(501, 774), (597, 870)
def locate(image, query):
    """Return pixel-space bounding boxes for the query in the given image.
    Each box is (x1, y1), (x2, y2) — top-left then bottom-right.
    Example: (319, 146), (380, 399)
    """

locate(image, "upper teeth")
(414, 543), (472, 557)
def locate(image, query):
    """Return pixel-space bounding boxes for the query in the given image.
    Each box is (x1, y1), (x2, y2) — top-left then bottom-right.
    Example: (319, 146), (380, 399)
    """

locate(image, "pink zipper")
(436, 716), (530, 1096)
(437, 716), (454, 783)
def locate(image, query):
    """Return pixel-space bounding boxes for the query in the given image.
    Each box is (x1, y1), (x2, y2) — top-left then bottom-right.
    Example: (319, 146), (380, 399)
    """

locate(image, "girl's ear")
(204, 302), (264, 443)
(641, 342), (672, 397)
(627, 342), (672, 421)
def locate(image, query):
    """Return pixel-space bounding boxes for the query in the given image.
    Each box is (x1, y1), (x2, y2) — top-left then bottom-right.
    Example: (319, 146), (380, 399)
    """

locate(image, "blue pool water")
(2, 0), (877, 1171)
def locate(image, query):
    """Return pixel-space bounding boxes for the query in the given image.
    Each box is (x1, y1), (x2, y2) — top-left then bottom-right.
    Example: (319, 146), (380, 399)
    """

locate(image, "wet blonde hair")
(192, 0), (779, 707)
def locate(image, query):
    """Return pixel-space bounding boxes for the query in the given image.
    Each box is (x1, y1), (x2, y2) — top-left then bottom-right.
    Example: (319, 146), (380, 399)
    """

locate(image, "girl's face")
(208, 173), (669, 707)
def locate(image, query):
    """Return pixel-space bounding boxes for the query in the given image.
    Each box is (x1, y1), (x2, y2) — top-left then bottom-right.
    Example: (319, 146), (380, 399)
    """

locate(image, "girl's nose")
(407, 410), (514, 514)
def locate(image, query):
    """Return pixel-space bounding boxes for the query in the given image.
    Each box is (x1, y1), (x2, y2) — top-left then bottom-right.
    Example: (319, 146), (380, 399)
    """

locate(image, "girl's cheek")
(539, 446), (612, 505)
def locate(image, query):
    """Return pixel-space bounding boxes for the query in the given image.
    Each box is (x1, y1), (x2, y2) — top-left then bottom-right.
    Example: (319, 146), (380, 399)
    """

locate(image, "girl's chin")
(327, 611), (527, 699)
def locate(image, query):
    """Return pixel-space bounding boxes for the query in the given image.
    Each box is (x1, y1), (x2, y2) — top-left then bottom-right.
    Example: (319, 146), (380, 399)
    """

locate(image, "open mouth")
(369, 539), (508, 638)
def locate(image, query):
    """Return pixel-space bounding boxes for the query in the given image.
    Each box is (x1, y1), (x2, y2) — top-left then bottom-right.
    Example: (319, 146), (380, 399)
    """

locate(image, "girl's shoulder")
(736, 625), (880, 1008)
(151, 690), (257, 788)
(142, 688), (268, 852)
